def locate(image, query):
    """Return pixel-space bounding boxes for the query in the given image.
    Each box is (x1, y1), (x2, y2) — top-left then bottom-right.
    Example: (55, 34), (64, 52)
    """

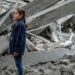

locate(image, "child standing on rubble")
(9, 9), (26, 75)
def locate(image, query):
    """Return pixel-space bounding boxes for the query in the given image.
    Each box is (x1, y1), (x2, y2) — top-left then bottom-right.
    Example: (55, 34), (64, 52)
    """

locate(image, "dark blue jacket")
(9, 19), (26, 55)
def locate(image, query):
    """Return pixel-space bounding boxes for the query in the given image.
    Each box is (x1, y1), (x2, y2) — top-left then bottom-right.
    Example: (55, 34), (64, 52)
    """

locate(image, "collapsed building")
(0, 0), (75, 75)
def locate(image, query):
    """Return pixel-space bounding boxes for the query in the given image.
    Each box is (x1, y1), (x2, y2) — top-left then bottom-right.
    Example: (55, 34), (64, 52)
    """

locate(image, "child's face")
(13, 10), (22, 20)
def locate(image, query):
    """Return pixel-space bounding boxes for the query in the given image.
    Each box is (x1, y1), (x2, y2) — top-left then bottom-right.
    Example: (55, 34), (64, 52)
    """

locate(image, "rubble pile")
(0, 0), (75, 75)
(1, 53), (75, 75)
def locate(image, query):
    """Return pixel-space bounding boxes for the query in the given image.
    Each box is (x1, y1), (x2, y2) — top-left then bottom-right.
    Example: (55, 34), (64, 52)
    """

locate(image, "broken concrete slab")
(22, 0), (60, 17)
(28, 0), (75, 30)
(24, 48), (72, 65)
(2, 0), (60, 27)
(2, 0), (75, 31)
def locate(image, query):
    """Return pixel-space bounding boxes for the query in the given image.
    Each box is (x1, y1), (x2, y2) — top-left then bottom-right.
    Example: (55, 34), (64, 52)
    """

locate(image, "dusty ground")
(0, 48), (75, 75)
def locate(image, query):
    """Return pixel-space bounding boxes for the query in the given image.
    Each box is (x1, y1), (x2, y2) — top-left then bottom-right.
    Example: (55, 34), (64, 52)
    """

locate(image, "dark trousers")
(14, 55), (24, 75)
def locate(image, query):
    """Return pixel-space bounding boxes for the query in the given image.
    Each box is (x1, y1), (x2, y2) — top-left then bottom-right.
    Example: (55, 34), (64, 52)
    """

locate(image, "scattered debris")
(0, 0), (75, 75)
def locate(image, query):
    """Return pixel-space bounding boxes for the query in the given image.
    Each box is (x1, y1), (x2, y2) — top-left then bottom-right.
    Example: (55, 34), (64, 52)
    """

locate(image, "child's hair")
(16, 8), (26, 23)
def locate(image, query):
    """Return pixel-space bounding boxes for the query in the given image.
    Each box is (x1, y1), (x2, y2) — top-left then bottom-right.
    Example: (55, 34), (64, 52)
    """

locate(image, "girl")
(9, 9), (26, 75)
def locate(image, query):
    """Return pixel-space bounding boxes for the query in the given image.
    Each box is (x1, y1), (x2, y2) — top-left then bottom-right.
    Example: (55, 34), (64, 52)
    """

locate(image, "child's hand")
(13, 52), (19, 57)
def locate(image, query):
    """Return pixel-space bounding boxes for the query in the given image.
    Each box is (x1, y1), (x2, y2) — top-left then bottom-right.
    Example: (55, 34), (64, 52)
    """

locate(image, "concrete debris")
(22, 0), (60, 17)
(0, 0), (75, 75)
